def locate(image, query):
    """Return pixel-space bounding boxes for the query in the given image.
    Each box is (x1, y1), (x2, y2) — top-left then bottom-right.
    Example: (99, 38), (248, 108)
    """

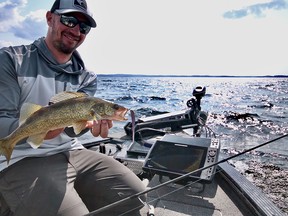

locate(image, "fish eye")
(113, 104), (120, 110)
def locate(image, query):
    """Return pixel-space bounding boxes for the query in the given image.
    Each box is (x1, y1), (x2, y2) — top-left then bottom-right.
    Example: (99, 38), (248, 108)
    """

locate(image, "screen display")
(144, 141), (207, 177)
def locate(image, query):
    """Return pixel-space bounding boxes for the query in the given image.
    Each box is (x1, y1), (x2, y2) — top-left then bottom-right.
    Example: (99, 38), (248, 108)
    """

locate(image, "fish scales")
(0, 92), (128, 163)
(16, 98), (94, 138)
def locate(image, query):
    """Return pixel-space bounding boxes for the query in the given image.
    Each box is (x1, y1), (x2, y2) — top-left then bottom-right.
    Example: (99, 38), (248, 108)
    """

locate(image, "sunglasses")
(56, 14), (92, 35)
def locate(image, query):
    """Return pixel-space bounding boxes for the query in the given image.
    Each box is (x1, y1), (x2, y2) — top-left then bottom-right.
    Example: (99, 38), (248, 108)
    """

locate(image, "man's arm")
(0, 48), (21, 138)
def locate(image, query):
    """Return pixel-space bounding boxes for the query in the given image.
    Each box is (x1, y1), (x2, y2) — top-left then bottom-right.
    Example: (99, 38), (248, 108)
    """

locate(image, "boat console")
(124, 86), (208, 138)
(114, 86), (221, 183)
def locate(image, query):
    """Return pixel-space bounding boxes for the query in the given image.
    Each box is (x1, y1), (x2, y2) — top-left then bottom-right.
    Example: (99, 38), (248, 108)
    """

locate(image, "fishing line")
(84, 133), (288, 216)
(130, 110), (136, 144)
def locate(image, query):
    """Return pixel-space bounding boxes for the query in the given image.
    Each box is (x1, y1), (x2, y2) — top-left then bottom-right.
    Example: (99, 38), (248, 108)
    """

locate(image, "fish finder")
(143, 135), (220, 183)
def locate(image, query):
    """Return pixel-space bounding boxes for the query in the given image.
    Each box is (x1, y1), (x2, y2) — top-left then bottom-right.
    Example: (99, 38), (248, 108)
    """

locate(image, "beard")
(52, 29), (83, 55)
(53, 40), (75, 54)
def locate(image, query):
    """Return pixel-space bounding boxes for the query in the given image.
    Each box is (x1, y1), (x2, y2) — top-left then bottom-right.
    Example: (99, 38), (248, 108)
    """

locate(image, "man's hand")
(44, 120), (113, 140)
(44, 128), (64, 140)
(86, 120), (113, 138)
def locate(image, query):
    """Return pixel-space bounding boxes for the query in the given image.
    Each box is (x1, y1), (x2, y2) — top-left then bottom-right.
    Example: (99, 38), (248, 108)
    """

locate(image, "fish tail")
(0, 138), (14, 164)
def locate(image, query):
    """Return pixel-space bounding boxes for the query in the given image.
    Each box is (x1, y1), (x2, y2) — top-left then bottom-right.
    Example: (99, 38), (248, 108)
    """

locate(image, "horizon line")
(97, 74), (288, 78)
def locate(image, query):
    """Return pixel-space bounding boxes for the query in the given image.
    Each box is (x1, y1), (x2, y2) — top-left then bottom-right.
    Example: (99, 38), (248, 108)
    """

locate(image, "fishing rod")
(84, 133), (288, 216)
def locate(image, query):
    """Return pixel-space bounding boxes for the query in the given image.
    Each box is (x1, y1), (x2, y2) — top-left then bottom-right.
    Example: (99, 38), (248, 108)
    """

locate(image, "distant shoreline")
(98, 74), (288, 78)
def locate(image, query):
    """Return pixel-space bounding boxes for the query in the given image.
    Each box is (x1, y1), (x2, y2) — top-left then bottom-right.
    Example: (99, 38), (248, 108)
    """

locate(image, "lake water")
(87, 76), (288, 169)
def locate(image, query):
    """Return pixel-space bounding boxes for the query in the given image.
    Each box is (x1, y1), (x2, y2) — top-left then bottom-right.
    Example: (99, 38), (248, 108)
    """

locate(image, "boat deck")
(135, 162), (285, 216)
(84, 136), (285, 216)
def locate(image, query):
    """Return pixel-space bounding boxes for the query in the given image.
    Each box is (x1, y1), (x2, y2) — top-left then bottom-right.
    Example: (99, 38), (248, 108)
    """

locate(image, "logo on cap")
(75, 0), (87, 10)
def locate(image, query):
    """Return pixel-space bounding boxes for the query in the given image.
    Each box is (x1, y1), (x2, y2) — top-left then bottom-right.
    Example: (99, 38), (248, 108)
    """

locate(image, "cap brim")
(55, 9), (96, 28)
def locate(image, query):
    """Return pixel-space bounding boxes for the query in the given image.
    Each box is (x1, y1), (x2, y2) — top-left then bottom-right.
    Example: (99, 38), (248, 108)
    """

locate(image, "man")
(0, 0), (146, 215)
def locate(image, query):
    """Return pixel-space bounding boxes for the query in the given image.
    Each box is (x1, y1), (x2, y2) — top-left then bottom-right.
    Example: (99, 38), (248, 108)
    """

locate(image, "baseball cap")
(50, 0), (96, 27)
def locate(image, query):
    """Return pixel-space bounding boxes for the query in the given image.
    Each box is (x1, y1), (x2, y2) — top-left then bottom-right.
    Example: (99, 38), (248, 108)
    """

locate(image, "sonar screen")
(143, 135), (220, 182)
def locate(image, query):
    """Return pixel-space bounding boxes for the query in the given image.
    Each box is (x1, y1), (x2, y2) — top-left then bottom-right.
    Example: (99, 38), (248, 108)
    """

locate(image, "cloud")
(0, 40), (13, 48)
(0, 0), (47, 40)
(0, 0), (22, 32)
(12, 10), (47, 40)
(223, 0), (288, 19)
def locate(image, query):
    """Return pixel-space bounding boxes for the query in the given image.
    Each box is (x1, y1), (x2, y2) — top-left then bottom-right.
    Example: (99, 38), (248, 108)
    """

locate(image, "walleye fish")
(0, 91), (128, 163)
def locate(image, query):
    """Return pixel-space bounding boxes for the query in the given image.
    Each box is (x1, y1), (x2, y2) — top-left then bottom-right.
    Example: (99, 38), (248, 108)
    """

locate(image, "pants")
(0, 149), (146, 216)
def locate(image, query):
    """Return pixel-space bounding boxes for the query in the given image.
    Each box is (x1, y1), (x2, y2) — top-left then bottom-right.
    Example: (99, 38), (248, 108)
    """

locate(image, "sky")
(0, 0), (288, 76)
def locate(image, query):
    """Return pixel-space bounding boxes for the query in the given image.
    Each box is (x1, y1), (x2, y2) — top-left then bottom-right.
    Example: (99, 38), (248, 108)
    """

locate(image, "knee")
(129, 177), (148, 205)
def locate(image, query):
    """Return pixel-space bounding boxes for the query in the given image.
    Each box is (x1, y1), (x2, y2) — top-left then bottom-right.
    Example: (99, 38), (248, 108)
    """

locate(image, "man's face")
(48, 12), (89, 54)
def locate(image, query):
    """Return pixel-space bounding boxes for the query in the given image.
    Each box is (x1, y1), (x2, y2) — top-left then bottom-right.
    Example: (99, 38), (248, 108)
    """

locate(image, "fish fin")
(49, 91), (88, 104)
(19, 103), (43, 125)
(72, 121), (88, 135)
(0, 138), (14, 164)
(27, 133), (46, 149)
(92, 112), (102, 122)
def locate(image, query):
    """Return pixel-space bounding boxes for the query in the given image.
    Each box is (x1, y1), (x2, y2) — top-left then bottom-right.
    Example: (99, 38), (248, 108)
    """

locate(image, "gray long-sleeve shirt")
(0, 37), (97, 171)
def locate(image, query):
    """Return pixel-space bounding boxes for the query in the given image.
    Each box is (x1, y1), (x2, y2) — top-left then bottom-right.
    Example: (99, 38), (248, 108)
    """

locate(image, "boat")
(82, 86), (286, 216)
